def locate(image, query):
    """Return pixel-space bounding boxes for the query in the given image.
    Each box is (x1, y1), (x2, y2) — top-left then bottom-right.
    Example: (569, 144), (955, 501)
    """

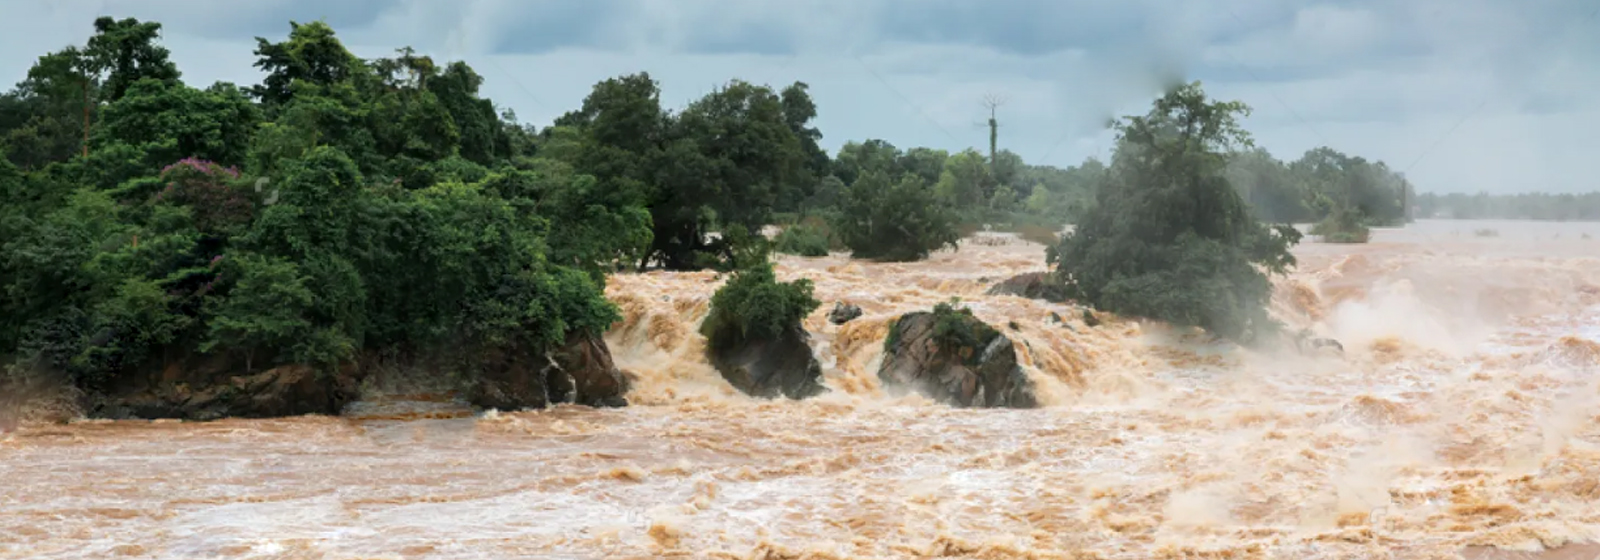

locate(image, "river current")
(3, 219), (1599, 559)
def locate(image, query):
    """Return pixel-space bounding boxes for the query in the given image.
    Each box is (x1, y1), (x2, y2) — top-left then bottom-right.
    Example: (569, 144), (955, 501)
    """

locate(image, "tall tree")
(834, 170), (960, 262)
(0, 49), (98, 167)
(1048, 81), (1301, 341)
(250, 21), (365, 109)
(83, 17), (181, 103)
(897, 147), (948, 187)
(934, 149), (992, 207)
(550, 73), (666, 266)
(779, 81), (829, 195)
(832, 139), (902, 187)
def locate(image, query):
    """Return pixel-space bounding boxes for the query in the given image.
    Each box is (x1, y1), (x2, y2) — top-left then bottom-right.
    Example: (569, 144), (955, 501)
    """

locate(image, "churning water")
(3, 220), (1599, 559)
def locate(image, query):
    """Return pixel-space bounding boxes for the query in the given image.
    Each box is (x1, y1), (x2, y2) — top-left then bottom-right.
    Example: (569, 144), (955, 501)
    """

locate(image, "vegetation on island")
(0, 16), (1449, 407)
(1048, 83), (1301, 343)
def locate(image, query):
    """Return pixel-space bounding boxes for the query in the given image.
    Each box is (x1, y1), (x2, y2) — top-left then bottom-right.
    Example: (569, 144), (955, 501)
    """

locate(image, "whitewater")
(3, 219), (1599, 560)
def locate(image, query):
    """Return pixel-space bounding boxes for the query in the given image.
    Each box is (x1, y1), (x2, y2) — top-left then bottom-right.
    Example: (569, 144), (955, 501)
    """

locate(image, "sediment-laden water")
(3, 220), (1599, 560)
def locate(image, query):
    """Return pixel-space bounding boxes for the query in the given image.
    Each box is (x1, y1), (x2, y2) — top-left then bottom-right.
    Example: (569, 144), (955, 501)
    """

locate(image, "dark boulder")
(1081, 308), (1100, 327)
(828, 302), (864, 325)
(878, 307), (1038, 408)
(985, 272), (1069, 302)
(705, 324), (826, 400)
(470, 331), (630, 411)
(552, 331), (631, 407)
(80, 330), (632, 419)
(92, 362), (359, 421)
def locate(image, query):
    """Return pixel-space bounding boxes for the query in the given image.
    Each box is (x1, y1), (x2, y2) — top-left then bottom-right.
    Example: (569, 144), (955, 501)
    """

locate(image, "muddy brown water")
(3, 219), (1600, 559)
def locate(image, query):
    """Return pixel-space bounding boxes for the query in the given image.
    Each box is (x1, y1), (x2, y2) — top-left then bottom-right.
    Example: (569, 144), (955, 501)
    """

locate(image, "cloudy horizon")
(4, 0), (1597, 195)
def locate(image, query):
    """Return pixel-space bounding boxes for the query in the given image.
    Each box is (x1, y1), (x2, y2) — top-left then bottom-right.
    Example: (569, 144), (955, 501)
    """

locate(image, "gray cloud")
(1, 0), (1597, 194)
(868, 1), (1150, 56)
(100, 0), (395, 41)
(479, 1), (625, 55)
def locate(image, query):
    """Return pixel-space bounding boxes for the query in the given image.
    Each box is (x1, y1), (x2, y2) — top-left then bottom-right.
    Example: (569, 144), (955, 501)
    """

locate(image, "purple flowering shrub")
(154, 157), (257, 234)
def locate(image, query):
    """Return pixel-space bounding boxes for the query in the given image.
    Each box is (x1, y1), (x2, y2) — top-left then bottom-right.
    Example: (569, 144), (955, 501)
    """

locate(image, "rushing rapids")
(3, 219), (1600, 559)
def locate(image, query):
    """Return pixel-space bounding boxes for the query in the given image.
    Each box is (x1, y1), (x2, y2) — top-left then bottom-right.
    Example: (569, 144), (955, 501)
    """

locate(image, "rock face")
(828, 302), (863, 325)
(81, 331), (631, 419)
(705, 324), (826, 400)
(92, 363), (359, 420)
(551, 332), (632, 407)
(471, 331), (631, 411)
(985, 272), (1068, 302)
(878, 309), (1038, 408)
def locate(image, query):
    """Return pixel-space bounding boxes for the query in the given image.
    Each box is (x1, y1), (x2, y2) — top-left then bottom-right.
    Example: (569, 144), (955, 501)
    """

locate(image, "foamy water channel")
(3, 220), (1600, 559)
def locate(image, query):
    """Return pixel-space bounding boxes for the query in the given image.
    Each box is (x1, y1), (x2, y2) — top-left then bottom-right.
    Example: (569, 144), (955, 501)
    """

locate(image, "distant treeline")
(1224, 147), (1412, 227)
(1413, 192), (1600, 221)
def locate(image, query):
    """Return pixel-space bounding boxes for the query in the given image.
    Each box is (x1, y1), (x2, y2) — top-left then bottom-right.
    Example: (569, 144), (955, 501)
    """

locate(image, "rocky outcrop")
(76, 330), (632, 419)
(470, 331), (631, 410)
(878, 308), (1038, 408)
(828, 302), (863, 325)
(551, 332), (631, 407)
(985, 272), (1069, 302)
(92, 363), (360, 420)
(705, 325), (826, 400)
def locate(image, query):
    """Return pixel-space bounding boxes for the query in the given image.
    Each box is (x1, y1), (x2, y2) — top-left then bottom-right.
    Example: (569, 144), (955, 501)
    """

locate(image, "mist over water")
(3, 219), (1599, 559)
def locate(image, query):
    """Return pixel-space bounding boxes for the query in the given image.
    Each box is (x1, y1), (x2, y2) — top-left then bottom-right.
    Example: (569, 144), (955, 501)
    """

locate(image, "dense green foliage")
(1, 16), (1472, 405)
(701, 255), (821, 343)
(928, 301), (999, 364)
(1048, 82), (1303, 342)
(0, 19), (633, 394)
(882, 300), (999, 367)
(772, 221), (833, 257)
(1310, 205), (1371, 243)
(833, 170), (961, 261)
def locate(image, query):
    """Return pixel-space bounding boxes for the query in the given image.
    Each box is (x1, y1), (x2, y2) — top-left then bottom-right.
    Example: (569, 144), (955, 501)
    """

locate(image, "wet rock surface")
(827, 302), (863, 324)
(92, 363), (358, 421)
(878, 309), (1038, 408)
(985, 271), (1069, 302)
(705, 324), (826, 400)
(470, 331), (630, 411)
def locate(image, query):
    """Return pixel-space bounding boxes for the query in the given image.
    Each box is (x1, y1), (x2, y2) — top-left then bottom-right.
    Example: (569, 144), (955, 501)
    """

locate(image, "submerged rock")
(705, 324), (826, 400)
(828, 302), (863, 325)
(878, 308), (1038, 408)
(93, 363), (359, 421)
(984, 272), (1068, 302)
(471, 331), (630, 411)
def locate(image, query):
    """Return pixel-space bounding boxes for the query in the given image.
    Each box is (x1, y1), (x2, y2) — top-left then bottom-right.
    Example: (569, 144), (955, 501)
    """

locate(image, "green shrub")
(1311, 206), (1370, 244)
(929, 301), (998, 361)
(835, 170), (961, 261)
(695, 224), (773, 272)
(773, 222), (831, 257)
(700, 261), (821, 342)
(1321, 230), (1370, 243)
(884, 300), (1001, 367)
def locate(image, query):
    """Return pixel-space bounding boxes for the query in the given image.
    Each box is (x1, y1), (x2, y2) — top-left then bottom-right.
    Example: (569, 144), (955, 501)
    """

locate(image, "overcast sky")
(4, 0), (1597, 194)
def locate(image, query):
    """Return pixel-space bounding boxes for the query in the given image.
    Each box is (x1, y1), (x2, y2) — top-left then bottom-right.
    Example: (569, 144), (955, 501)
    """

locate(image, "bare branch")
(979, 93), (1004, 117)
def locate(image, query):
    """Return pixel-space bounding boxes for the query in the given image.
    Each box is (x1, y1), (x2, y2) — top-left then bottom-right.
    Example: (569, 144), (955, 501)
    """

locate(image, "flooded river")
(3, 220), (1599, 559)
